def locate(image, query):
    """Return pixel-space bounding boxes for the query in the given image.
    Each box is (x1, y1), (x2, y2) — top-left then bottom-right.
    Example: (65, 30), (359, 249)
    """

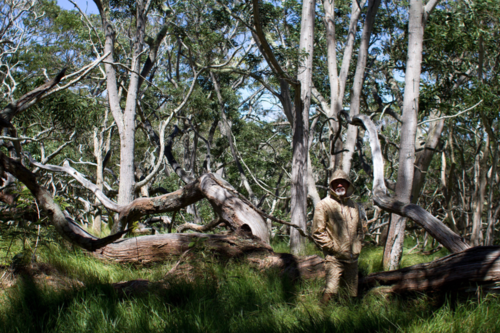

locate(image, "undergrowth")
(0, 235), (499, 333)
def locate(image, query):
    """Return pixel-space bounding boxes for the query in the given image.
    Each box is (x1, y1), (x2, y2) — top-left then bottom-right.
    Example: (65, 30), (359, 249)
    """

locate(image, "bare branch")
(134, 120), (169, 190)
(424, 0), (441, 23)
(177, 217), (223, 233)
(0, 151), (128, 251)
(27, 156), (122, 212)
(340, 111), (470, 253)
(417, 100), (483, 126)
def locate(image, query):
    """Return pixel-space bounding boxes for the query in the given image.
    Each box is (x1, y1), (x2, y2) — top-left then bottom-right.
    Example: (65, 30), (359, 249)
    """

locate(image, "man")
(312, 169), (364, 303)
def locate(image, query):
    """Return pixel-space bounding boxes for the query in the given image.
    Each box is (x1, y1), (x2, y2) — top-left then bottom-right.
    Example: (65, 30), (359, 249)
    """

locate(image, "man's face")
(331, 179), (350, 197)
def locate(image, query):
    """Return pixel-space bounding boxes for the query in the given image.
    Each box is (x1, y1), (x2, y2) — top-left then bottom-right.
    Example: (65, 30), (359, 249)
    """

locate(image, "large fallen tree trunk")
(98, 232), (500, 294)
(96, 232), (326, 279)
(100, 234), (500, 294)
(361, 246), (500, 293)
(96, 233), (273, 262)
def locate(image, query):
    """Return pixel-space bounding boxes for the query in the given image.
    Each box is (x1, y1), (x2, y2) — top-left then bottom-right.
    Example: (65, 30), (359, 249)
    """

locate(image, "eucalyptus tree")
(379, 0), (500, 268)
(378, 0), (440, 271)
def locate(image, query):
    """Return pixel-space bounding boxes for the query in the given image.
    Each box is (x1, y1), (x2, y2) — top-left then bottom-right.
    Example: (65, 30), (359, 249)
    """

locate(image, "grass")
(0, 235), (499, 333)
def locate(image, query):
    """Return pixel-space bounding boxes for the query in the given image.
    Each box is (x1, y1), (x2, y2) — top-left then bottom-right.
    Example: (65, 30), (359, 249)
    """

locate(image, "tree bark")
(307, 152), (321, 207)
(410, 110), (445, 203)
(290, 0), (315, 255)
(323, 0), (365, 171)
(361, 246), (500, 293)
(383, 0), (439, 271)
(307, 116), (321, 207)
(93, 128), (104, 234)
(341, 112), (469, 253)
(96, 233), (272, 262)
(485, 142), (499, 245)
(343, 0), (381, 174)
(96, 232), (325, 280)
(471, 131), (490, 246)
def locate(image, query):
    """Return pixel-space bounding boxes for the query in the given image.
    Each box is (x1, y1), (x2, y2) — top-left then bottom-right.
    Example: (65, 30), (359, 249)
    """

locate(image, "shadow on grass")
(1, 262), (475, 333)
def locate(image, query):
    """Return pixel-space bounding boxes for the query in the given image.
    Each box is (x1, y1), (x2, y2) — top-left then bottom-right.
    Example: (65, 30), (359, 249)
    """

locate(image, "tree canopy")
(0, 0), (499, 273)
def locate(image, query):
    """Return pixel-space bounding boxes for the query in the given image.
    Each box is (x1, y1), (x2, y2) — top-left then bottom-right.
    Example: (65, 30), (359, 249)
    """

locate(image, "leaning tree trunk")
(29, 155), (271, 244)
(342, 112), (469, 253)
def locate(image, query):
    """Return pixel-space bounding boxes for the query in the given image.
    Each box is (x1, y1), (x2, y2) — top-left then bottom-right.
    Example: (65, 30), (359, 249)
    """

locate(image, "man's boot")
(320, 293), (334, 305)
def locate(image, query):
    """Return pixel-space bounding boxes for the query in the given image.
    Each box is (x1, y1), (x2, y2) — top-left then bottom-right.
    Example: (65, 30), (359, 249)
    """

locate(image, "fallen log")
(100, 235), (500, 295)
(360, 246), (500, 293)
(96, 233), (273, 262)
(96, 232), (325, 279)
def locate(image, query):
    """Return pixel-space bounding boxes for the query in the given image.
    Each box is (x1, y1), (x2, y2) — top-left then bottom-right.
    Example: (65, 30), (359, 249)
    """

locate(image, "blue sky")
(57, 0), (98, 14)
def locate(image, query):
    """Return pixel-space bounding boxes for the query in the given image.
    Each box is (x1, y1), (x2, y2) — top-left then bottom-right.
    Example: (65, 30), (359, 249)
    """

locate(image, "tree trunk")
(96, 233), (272, 262)
(342, 113), (469, 253)
(343, 0), (381, 174)
(323, 0), (365, 171)
(307, 151), (321, 207)
(485, 142), (499, 245)
(113, 127), (136, 232)
(307, 116), (321, 207)
(410, 110), (445, 203)
(471, 132), (490, 246)
(95, 0), (148, 233)
(290, 0), (315, 255)
(93, 128), (104, 234)
(384, 0), (426, 271)
(96, 232), (325, 280)
(362, 246), (500, 293)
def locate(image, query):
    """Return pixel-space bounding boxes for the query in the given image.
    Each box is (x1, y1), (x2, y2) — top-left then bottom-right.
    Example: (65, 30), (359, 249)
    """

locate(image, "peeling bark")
(96, 233), (273, 263)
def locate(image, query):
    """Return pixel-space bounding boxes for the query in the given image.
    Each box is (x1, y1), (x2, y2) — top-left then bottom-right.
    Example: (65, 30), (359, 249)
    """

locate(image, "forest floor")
(1, 234), (500, 333)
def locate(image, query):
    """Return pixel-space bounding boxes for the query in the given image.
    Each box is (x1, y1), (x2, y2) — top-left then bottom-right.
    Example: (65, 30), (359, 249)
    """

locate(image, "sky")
(57, 0), (98, 14)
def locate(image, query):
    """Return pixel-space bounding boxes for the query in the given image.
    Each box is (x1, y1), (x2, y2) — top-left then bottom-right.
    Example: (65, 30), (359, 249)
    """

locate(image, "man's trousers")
(323, 255), (358, 297)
